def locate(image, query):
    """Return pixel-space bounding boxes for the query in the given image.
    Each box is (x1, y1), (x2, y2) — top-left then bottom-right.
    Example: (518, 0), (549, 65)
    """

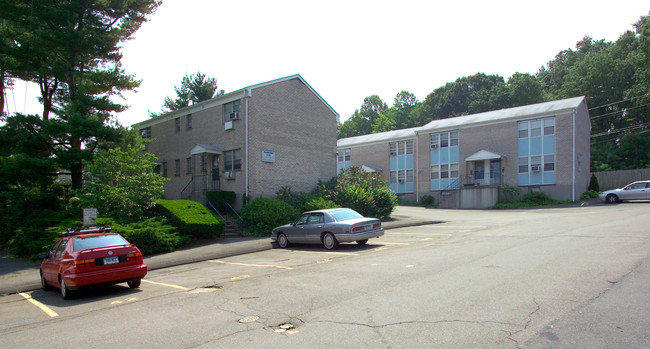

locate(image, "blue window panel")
(449, 177), (460, 189)
(390, 183), (398, 193)
(405, 183), (414, 193)
(529, 137), (542, 156)
(530, 172), (542, 185)
(439, 178), (449, 190)
(430, 150), (439, 165)
(450, 146), (459, 163)
(518, 139), (529, 156)
(405, 154), (414, 169)
(399, 183), (407, 193)
(518, 173), (529, 186)
(440, 148), (449, 163)
(390, 157), (398, 171)
(543, 135), (555, 155)
(543, 171), (555, 184)
(431, 179), (440, 191)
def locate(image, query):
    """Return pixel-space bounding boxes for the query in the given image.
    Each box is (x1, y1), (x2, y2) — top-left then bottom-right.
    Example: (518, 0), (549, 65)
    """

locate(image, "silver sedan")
(271, 208), (384, 250)
(599, 180), (650, 203)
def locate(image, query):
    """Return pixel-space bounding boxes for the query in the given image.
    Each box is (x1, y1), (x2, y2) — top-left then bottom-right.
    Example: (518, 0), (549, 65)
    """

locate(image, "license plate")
(104, 256), (119, 265)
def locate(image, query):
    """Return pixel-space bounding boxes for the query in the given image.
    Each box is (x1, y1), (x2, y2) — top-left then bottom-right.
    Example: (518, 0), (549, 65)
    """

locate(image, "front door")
(474, 162), (484, 182)
(490, 160), (501, 185)
(211, 155), (220, 190)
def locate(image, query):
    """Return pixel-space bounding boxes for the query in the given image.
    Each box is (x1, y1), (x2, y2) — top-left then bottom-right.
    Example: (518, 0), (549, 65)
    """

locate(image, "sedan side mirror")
(37, 252), (50, 260)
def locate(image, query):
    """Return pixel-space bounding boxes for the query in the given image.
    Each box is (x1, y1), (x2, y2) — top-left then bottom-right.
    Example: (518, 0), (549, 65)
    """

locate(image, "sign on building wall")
(262, 150), (276, 163)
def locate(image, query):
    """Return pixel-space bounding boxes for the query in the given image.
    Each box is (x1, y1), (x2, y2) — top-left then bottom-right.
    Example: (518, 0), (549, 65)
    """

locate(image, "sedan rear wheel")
(322, 233), (339, 250)
(356, 239), (368, 245)
(606, 194), (619, 204)
(128, 279), (141, 289)
(277, 233), (290, 248)
(60, 277), (73, 300)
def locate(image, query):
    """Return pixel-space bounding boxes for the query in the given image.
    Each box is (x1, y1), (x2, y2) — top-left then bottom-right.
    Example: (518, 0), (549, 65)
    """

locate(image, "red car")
(40, 227), (147, 299)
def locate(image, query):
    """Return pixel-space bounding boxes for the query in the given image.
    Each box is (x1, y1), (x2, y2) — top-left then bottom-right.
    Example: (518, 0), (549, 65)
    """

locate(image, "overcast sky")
(5, 1), (649, 126)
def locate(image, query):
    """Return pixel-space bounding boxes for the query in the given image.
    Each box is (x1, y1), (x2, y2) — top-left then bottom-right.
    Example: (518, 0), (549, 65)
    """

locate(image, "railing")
(464, 171), (502, 187)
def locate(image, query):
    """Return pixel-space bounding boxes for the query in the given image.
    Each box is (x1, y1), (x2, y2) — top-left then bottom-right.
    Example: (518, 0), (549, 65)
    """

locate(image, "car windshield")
(330, 209), (364, 221)
(72, 234), (128, 252)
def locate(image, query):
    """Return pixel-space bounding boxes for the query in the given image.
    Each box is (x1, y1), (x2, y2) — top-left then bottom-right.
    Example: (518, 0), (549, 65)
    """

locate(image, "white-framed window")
(389, 171), (397, 184)
(440, 164), (449, 179)
(186, 114), (192, 130)
(224, 149), (241, 171)
(531, 119), (542, 137)
(337, 149), (350, 162)
(544, 118), (555, 135)
(440, 133), (449, 148)
(544, 155), (555, 171)
(140, 127), (151, 139)
(518, 121), (528, 138)
(223, 100), (241, 123)
(186, 157), (192, 174)
(450, 131), (459, 146)
(430, 133), (439, 148)
(201, 154), (207, 173)
(430, 165), (439, 180)
(389, 140), (413, 156)
(518, 157), (528, 173)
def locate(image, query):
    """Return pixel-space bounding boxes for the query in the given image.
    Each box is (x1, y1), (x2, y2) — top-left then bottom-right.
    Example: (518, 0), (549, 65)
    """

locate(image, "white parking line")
(19, 293), (58, 318)
(289, 250), (360, 256)
(379, 242), (410, 245)
(210, 260), (294, 270)
(141, 279), (189, 290)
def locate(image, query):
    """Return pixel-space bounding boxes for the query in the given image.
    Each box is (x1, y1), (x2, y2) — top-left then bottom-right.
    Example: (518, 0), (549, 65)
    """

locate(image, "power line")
(588, 93), (650, 111)
(589, 103), (650, 120)
(590, 121), (650, 138)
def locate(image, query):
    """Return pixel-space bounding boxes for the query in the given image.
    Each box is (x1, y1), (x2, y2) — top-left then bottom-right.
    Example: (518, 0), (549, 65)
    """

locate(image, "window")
(337, 149), (350, 162)
(224, 149), (241, 171)
(405, 140), (414, 154)
(544, 155), (555, 171)
(140, 127), (151, 139)
(531, 156), (542, 172)
(544, 118), (555, 135)
(518, 121), (528, 138)
(406, 169), (414, 183)
(430, 165), (439, 180)
(430, 133), (439, 148)
(54, 240), (68, 258)
(440, 164), (449, 179)
(186, 114), (192, 130)
(531, 120), (542, 137)
(174, 118), (180, 132)
(162, 162), (168, 177)
(397, 171), (405, 183)
(518, 157), (528, 173)
(450, 131), (459, 146)
(389, 140), (413, 155)
(307, 214), (324, 224)
(201, 155), (207, 173)
(389, 171), (397, 184)
(440, 133), (449, 148)
(223, 100), (241, 122)
(186, 157), (192, 174)
(174, 159), (180, 176)
(450, 163), (459, 178)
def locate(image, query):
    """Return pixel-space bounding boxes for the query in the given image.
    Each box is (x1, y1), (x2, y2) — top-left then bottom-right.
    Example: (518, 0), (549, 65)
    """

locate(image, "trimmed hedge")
(239, 197), (299, 237)
(206, 190), (236, 212)
(96, 217), (188, 255)
(155, 199), (225, 239)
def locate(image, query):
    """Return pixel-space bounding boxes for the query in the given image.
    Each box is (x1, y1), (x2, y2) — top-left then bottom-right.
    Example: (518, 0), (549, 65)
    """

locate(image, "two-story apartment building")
(337, 96), (591, 208)
(137, 74), (339, 207)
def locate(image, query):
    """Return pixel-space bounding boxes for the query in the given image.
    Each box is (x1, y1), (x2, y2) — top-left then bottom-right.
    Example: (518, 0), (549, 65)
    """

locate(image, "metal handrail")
(227, 202), (242, 221)
(180, 176), (193, 200)
(206, 200), (225, 221)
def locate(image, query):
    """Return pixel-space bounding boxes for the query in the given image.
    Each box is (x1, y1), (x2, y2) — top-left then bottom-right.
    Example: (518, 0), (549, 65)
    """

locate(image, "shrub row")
(206, 190), (236, 212)
(155, 199), (224, 239)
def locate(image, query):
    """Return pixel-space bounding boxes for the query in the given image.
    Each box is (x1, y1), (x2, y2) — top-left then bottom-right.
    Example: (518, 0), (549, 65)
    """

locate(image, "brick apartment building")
(136, 75), (339, 208)
(337, 96), (591, 208)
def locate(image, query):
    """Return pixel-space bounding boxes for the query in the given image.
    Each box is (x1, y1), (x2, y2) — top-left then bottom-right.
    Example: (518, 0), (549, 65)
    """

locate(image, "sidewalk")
(0, 215), (435, 295)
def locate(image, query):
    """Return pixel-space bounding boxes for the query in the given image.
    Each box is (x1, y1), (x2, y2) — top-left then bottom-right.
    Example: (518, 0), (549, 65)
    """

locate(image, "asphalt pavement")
(0, 213), (436, 295)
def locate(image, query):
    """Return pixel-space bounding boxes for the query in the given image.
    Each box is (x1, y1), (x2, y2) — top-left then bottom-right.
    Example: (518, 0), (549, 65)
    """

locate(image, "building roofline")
(134, 74), (338, 129)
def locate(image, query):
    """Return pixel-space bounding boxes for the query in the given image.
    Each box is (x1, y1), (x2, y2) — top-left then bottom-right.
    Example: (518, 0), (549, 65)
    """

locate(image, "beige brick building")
(337, 97), (591, 208)
(137, 75), (338, 208)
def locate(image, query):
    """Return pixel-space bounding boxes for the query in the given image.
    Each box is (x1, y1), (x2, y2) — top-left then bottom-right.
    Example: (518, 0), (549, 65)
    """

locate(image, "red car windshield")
(72, 234), (129, 252)
(330, 209), (364, 221)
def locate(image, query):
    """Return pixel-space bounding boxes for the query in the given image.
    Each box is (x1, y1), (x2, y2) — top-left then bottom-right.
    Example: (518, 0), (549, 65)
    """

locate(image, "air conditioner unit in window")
(531, 165), (541, 172)
(398, 179), (405, 183)
(225, 171), (235, 179)
(224, 121), (233, 130)
(431, 144), (438, 149)
(229, 112), (240, 120)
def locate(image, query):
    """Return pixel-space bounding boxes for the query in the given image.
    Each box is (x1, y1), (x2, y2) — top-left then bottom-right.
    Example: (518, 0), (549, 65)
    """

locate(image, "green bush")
(521, 191), (552, 204)
(302, 197), (340, 211)
(499, 184), (522, 203)
(331, 167), (397, 220)
(276, 186), (316, 211)
(96, 217), (187, 255)
(588, 174), (600, 192)
(581, 190), (600, 199)
(155, 199), (225, 239)
(206, 190), (236, 212)
(239, 197), (299, 237)
(420, 195), (435, 206)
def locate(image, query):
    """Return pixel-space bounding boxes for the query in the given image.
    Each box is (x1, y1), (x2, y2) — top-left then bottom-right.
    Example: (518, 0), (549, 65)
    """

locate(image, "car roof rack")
(62, 226), (112, 236)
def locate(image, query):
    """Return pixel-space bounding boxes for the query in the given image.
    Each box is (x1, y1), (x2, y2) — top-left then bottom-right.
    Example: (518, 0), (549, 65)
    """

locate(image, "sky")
(4, 1), (649, 126)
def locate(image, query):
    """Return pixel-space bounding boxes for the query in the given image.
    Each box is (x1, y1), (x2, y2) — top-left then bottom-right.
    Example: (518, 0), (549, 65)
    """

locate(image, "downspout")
(415, 133), (419, 202)
(572, 111), (576, 202)
(245, 89), (250, 199)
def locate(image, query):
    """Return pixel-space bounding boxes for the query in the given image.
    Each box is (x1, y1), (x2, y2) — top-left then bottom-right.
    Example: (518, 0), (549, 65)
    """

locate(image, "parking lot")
(1, 203), (649, 348)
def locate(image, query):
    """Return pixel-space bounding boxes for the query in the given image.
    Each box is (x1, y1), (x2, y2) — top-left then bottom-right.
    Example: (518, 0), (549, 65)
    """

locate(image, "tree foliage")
(151, 71), (220, 116)
(328, 166), (397, 220)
